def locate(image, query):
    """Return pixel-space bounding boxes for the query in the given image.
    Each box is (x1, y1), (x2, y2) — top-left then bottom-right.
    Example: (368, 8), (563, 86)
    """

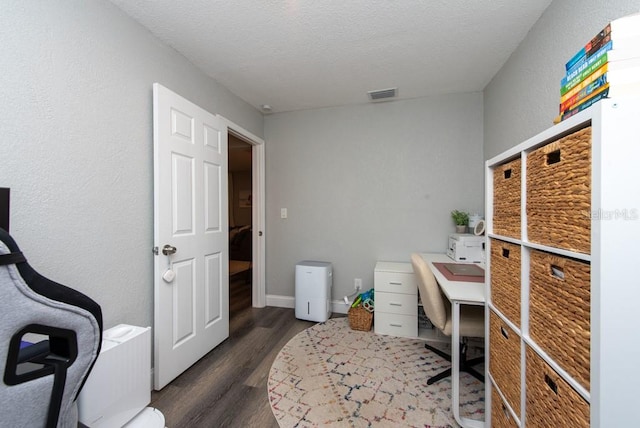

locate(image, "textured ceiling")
(109, 0), (552, 114)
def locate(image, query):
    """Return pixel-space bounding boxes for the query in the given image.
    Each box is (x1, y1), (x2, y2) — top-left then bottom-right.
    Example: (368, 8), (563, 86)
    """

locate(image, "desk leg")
(451, 301), (484, 428)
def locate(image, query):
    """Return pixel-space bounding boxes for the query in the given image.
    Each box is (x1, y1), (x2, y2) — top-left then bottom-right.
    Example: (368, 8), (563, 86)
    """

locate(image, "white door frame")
(221, 117), (266, 308)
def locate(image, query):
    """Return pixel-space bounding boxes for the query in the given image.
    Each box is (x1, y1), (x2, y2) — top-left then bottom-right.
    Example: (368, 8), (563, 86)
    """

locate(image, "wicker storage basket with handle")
(527, 126), (591, 253)
(348, 305), (373, 331)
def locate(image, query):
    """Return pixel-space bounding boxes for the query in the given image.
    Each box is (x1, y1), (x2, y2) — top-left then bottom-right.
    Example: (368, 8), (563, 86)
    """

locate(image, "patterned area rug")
(268, 318), (484, 427)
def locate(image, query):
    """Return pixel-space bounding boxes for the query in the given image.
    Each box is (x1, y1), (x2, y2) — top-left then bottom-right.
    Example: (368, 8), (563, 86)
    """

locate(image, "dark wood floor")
(229, 275), (252, 318)
(150, 279), (315, 427)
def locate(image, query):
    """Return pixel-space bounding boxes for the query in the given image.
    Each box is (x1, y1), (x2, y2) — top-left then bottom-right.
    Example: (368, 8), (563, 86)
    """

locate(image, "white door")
(153, 83), (229, 390)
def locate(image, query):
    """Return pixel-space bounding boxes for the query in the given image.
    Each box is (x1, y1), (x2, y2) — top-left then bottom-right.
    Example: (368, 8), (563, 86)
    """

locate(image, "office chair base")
(425, 342), (485, 385)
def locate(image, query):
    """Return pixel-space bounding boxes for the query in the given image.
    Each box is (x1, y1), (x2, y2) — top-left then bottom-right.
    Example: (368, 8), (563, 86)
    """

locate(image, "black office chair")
(0, 228), (102, 428)
(410, 253), (484, 384)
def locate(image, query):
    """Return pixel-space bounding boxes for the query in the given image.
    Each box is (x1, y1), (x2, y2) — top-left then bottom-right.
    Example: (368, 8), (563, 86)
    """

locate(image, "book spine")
(565, 47), (586, 72)
(560, 73), (607, 113)
(586, 32), (611, 57)
(567, 81), (610, 111)
(561, 52), (608, 95)
(565, 23), (612, 70)
(560, 62), (609, 103)
(561, 84), (609, 118)
(561, 87), (609, 121)
(562, 42), (611, 86)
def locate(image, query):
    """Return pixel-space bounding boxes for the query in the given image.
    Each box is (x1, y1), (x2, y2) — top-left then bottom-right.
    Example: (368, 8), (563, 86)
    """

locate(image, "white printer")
(447, 233), (485, 263)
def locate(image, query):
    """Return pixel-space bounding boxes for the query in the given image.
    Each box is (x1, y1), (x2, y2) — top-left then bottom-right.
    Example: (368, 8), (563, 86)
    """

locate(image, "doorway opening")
(228, 133), (253, 319)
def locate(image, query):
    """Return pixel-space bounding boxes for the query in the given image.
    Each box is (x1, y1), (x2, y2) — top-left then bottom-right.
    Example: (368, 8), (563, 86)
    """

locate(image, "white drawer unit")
(374, 312), (417, 337)
(376, 292), (416, 315)
(374, 261), (417, 338)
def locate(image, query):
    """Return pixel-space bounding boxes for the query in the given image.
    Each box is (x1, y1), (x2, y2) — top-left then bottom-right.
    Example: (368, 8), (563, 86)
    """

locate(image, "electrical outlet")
(354, 278), (362, 290)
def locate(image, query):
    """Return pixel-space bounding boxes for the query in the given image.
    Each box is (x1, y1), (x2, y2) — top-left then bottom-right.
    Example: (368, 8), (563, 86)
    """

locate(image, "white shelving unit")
(485, 98), (640, 427)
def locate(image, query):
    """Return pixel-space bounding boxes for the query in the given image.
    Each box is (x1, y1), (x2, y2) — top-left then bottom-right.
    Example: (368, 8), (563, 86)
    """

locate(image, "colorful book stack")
(557, 12), (640, 122)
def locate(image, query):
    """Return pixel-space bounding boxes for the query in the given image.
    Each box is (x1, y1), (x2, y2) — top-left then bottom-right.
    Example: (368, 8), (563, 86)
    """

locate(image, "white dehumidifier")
(295, 261), (332, 322)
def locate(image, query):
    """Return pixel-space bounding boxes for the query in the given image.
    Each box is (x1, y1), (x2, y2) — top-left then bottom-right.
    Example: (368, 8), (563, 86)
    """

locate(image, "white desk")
(419, 253), (485, 428)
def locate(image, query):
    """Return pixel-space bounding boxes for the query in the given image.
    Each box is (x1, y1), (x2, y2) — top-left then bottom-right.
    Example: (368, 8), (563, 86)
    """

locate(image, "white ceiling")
(109, 0), (552, 114)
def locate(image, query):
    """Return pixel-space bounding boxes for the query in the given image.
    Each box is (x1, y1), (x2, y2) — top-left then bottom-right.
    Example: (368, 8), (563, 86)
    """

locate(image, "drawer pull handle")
(389, 302), (402, 307)
(544, 374), (558, 394)
(550, 264), (565, 280)
(503, 169), (512, 179)
(500, 326), (509, 339)
(502, 248), (510, 258)
(389, 281), (402, 285)
(546, 149), (561, 165)
(390, 323), (402, 327)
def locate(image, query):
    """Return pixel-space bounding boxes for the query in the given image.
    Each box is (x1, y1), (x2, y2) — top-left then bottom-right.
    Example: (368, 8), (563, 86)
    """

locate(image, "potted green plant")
(451, 210), (469, 233)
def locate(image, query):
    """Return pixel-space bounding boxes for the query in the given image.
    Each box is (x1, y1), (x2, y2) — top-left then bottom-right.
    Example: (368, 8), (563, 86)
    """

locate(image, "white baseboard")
(332, 300), (350, 314)
(266, 294), (350, 315)
(266, 294), (295, 308)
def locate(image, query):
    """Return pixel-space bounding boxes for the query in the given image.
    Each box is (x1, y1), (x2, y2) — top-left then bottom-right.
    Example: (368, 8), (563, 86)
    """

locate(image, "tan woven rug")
(268, 318), (484, 427)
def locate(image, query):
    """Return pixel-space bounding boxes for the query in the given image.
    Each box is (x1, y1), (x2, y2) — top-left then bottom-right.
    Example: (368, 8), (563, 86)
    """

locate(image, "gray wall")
(264, 94), (484, 300)
(484, 0), (640, 160)
(0, 0), (262, 328)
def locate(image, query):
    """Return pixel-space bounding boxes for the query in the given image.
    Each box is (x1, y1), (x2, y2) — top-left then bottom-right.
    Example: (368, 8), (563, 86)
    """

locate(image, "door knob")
(162, 244), (177, 256)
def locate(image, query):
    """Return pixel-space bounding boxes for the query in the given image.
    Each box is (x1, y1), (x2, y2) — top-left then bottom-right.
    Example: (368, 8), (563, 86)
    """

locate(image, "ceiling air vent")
(367, 87), (397, 101)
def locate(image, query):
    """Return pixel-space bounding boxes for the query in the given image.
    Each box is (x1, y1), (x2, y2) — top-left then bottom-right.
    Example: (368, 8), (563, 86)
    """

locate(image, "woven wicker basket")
(348, 305), (373, 331)
(489, 311), (521, 417)
(493, 157), (521, 238)
(525, 346), (589, 427)
(490, 239), (521, 327)
(529, 250), (590, 390)
(491, 386), (518, 428)
(527, 126), (591, 253)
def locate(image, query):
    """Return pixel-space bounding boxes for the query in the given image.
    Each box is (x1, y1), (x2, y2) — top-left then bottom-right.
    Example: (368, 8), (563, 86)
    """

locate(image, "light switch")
(281, 208), (288, 219)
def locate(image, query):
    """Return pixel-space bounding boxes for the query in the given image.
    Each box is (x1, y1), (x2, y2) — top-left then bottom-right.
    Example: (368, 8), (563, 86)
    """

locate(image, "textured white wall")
(0, 0), (262, 328)
(484, 0), (640, 159)
(264, 94), (484, 299)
